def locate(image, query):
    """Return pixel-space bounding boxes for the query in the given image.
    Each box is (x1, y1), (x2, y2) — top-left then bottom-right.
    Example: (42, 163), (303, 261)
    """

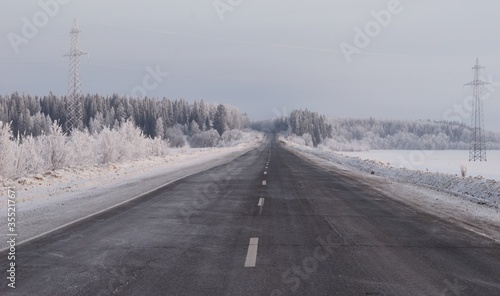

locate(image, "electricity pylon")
(64, 18), (86, 132)
(465, 58), (489, 162)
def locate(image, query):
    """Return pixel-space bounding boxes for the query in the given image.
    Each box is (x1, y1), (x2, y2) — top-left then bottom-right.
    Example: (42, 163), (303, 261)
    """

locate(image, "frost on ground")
(0, 132), (264, 245)
(280, 135), (500, 243)
(339, 150), (500, 181)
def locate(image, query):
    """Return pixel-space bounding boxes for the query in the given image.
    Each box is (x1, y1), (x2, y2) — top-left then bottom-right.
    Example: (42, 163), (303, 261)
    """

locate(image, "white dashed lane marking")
(244, 238), (259, 267)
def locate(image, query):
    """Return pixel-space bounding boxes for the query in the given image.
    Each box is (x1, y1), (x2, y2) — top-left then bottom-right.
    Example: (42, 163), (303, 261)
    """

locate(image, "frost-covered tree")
(155, 117), (164, 139)
(68, 130), (96, 167)
(89, 112), (104, 134)
(189, 120), (201, 136)
(221, 129), (243, 145)
(165, 125), (185, 147)
(14, 135), (43, 175)
(42, 122), (68, 170)
(0, 122), (15, 177)
(116, 121), (147, 161)
(189, 130), (220, 148)
(284, 109), (332, 146)
(302, 133), (313, 147)
(213, 104), (228, 136)
(98, 127), (118, 164)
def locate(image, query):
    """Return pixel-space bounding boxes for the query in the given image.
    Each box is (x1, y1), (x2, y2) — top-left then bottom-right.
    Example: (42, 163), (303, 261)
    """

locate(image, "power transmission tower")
(64, 18), (87, 133)
(465, 58), (489, 162)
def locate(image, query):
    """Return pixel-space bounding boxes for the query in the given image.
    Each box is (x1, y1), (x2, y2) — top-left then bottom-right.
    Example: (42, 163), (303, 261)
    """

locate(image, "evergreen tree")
(155, 117), (164, 139)
(189, 119), (201, 136)
(213, 104), (228, 136)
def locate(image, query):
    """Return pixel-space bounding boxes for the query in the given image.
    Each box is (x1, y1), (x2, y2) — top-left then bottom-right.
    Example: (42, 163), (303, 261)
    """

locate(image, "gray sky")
(1, 0), (500, 131)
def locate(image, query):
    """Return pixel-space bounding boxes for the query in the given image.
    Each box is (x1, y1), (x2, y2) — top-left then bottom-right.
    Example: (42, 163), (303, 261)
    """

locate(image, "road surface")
(2, 136), (500, 295)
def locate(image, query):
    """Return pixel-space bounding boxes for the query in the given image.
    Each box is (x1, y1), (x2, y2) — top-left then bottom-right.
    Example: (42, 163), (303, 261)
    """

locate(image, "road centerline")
(244, 238), (259, 267)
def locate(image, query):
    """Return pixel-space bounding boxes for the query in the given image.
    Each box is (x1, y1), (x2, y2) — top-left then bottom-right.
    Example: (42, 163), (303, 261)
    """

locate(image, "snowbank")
(281, 136), (499, 207)
(0, 120), (262, 180)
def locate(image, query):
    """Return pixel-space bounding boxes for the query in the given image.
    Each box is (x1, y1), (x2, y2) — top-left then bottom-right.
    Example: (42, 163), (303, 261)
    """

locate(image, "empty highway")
(1, 136), (500, 295)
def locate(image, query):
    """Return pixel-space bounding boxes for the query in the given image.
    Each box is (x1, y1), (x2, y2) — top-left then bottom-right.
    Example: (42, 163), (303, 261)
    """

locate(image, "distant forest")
(0, 92), (250, 139)
(256, 109), (500, 150)
(326, 118), (500, 150)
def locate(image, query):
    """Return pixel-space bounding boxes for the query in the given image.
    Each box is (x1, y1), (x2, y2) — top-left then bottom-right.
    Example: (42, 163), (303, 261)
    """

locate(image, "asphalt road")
(2, 136), (500, 295)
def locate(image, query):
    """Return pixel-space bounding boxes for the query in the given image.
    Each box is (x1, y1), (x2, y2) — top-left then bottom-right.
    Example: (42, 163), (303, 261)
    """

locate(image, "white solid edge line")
(1, 174), (196, 252)
(0, 148), (256, 252)
(258, 198), (265, 206)
(245, 237), (259, 267)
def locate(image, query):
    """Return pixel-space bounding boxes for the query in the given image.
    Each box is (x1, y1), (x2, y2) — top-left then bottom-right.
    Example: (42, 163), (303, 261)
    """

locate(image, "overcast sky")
(1, 0), (499, 131)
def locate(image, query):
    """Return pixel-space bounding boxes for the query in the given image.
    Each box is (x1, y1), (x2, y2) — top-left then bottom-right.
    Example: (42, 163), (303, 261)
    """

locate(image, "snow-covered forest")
(254, 109), (333, 146)
(0, 93), (258, 180)
(264, 109), (500, 151)
(325, 118), (500, 151)
(0, 92), (250, 140)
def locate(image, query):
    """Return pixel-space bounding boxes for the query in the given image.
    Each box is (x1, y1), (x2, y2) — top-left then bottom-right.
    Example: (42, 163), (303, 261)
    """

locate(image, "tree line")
(326, 117), (500, 150)
(0, 92), (250, 140)
(254, 108), (500, 150)
(253, 109), (333, 147)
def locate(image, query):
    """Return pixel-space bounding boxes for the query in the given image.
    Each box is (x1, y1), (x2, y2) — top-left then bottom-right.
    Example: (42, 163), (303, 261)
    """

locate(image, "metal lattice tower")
(465, 58), (489, 162)
(64, 18), (86, 132)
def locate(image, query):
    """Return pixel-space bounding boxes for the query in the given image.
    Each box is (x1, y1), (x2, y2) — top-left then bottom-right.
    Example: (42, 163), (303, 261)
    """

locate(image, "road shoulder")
(0, 141), (262, 244)
(282, 143), (500, 244)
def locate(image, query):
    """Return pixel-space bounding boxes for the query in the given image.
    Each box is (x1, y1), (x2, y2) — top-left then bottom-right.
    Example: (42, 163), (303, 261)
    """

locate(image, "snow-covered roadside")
(280, 137), (500, 243)
(0, 134), (264, 244)
(339, 150), (500, 181)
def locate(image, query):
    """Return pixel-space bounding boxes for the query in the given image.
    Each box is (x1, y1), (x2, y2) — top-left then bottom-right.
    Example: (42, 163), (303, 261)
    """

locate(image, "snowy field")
(339, 150), (500, 181)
